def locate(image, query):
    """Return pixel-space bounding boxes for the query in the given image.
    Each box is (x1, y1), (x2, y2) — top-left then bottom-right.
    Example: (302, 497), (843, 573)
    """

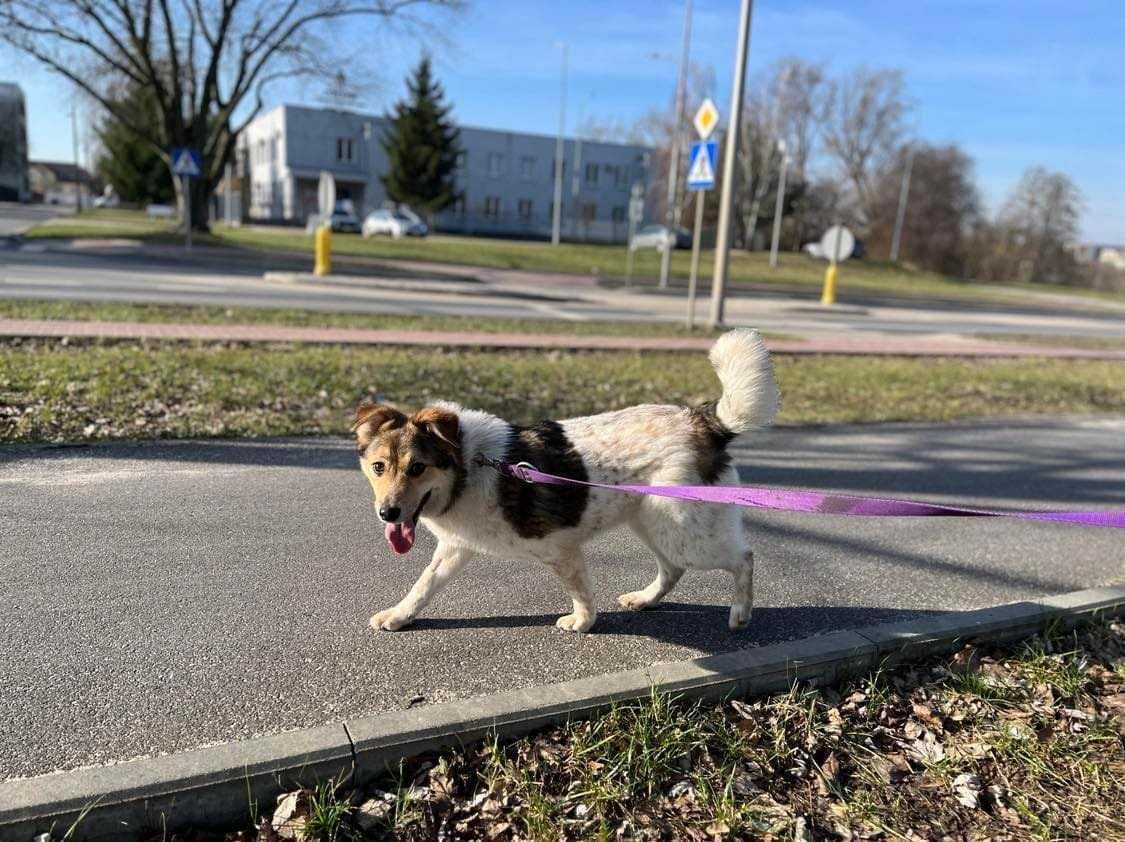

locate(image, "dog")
(352, 329), (779, 634)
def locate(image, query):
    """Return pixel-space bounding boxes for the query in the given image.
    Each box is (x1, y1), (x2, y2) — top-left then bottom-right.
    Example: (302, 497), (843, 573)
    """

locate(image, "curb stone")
(1, 585), (1122, 840)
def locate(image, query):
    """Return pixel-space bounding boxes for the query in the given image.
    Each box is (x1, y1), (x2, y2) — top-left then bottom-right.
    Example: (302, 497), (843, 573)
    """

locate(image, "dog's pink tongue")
(385, 522), (416, 555)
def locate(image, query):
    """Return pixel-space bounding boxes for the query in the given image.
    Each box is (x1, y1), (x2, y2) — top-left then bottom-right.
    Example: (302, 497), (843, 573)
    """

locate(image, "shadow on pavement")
(405, 603), (945, 653)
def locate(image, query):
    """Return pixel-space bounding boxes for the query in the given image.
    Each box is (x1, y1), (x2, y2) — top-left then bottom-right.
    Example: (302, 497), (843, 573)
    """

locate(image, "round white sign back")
(820, 225), (855, 262)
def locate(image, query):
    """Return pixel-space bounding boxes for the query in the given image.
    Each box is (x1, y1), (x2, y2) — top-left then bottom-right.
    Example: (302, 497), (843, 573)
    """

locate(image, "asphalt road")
(3, 245), (1125, 341)
(2, 417), (1122, 780)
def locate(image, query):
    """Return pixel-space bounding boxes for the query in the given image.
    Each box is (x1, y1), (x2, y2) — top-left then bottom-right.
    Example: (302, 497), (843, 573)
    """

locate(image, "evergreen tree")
(95, 83), (174, 205)
(381, 56), (461, 220)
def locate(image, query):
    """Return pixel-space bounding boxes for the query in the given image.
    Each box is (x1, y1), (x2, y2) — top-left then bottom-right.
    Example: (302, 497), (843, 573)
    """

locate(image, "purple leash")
(483, 459), (1125, 529)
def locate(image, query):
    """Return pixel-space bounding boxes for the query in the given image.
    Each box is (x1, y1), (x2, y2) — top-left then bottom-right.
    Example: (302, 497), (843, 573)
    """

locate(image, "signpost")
(685, 100), (720, 330)
(819, 223), (855, 306)
(170, 147), (202, 252)
(625, 182), (645, 286)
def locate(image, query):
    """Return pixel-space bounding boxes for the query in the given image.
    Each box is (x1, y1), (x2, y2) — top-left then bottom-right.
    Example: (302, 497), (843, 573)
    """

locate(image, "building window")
(454, 197), (466, 217)
(487, 152), (504, 178)
(484, 196), (501, 219)
(336, 137), (353, 162)
(611, 206), (626, 223)
(517, 198), (533, 220)
(519, 156), (535, 180)
(270, 136), (278, 164)
(585, 163), (598, 185)
(581, 202), (597, 222)
(614, 165), (628, 187)
(456, 151), (467, 170)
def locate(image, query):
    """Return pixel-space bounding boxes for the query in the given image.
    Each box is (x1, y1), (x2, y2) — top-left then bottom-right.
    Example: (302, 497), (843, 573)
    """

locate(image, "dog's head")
(352, 402), (463, 555)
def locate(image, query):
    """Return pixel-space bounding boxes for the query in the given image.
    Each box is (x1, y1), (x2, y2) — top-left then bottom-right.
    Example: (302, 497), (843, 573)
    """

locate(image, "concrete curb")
(2, 585), (1122, 839)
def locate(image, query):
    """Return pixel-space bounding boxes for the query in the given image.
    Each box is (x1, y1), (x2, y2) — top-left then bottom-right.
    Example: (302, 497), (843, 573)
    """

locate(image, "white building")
(239, 104), (651, 242)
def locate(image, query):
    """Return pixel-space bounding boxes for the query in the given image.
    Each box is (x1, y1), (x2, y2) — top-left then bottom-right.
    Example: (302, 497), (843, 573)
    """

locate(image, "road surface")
(2, 417), (1122, 780)
(2, 245), (1125, 341)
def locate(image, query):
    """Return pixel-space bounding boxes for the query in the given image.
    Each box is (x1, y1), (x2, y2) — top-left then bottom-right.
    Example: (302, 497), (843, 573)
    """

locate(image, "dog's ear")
(352, 402), (406, 449)
(411, 407), (462, 465)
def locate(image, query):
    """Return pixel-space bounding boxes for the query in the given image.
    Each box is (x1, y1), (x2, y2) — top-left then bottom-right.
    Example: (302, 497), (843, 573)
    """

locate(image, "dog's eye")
(406, 462), (426, 477)
(371, 461), (385, 476)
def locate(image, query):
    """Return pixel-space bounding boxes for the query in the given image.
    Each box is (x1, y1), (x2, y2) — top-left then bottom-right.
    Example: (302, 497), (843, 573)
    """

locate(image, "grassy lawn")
(0, 299), (735, 340)
(25, 209), (1125, 307)
(2, 341), (1122, 444)
(97, 618), (1125, 840)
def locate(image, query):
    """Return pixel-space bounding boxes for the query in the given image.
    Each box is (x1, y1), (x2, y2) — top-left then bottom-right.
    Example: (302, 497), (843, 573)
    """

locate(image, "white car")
(362, 207), (429, 239)
(629, 224), (691, 252)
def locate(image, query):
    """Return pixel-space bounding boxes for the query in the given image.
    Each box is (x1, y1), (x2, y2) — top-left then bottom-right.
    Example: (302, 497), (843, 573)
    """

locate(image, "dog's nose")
(378, 505), (401, 523)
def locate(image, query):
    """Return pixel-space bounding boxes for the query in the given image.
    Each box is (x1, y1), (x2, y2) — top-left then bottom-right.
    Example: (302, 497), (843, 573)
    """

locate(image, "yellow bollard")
(820, 263), (838, 306)
(314, 223), (332, 276)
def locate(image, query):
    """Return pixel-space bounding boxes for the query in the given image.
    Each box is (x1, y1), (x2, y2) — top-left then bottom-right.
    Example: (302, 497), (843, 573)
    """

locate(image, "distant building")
(1075, 244), (1125, 271)
(238, 104), (651, 242)
(0, 82), (30, 202)
(29, 160), (93, 206)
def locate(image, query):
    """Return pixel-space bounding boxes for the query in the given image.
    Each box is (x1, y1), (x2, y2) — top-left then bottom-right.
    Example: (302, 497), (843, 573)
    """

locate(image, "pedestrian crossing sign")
(686, 140), (717, 191)
(170, 147), (202, 178)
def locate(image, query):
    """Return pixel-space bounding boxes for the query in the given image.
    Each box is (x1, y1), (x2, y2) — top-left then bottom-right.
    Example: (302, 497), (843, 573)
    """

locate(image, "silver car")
(629, 224), (691, 251)
(362, 207), (429, 239)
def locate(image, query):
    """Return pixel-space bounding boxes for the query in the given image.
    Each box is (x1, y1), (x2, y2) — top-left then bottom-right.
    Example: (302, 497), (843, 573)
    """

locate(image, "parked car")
(92, 188), (119, 209)
(629, 224), (691, 251)
(362, 206), (429, 239)
(306, 200), (362, 233)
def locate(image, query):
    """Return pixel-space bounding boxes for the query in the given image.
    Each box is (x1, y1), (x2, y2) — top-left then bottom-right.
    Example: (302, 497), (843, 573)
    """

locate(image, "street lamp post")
(889, 144), (915, 263)
(708, 0), (755, 328)
(768, 139), (789, 269)
(551, 44), (568, 246)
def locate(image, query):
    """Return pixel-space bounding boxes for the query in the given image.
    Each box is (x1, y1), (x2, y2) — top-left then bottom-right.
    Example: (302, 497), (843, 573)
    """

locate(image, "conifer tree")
(381, 56), (461, 220)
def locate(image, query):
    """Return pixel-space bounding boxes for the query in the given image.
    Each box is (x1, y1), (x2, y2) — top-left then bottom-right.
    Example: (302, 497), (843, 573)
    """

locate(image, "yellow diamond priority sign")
(693, 98), (720, 139)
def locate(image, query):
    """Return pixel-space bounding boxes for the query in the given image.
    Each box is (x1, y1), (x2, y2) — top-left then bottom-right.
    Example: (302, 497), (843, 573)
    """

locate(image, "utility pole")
(768, 139), (789, 268)
(551, 43), (568, 246)
(658, 0), (693, 289)
(889, 144), (915, 263)
(70, 103), (83, 212)
(709, 0), (754, 328)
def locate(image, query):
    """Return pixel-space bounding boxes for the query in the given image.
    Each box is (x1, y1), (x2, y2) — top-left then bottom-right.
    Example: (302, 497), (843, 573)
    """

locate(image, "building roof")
(30, 160), (94, 184)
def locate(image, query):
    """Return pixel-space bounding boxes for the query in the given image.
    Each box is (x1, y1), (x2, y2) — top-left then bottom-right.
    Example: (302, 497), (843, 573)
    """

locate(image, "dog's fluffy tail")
(709, 328), (779, 434)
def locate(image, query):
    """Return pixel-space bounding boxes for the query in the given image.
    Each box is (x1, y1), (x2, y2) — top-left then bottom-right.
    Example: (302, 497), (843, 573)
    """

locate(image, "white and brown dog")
(353, 329), (779, 634)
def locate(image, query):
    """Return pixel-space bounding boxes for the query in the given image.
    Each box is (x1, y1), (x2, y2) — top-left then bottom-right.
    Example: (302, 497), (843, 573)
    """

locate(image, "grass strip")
(2, 342), (1122, 444)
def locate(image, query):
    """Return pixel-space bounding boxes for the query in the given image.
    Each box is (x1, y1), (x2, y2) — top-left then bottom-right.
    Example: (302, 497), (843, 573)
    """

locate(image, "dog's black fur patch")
(688, 402), (735, 484)
(499, 420), (589, 539)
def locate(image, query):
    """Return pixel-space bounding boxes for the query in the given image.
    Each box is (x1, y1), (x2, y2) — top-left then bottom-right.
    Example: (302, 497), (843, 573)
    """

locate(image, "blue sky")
(8, 0), (1123, 241)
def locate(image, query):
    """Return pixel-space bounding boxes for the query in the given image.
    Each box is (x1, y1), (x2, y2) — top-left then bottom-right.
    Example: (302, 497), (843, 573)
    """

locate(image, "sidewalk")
(3, 317), (1124, 359)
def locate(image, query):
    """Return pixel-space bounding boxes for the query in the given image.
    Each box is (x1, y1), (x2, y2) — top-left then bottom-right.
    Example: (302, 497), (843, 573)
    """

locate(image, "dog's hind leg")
(728, 549), (754, 630)
(546, 549), (598, 633)
(617, 521), (685, 611)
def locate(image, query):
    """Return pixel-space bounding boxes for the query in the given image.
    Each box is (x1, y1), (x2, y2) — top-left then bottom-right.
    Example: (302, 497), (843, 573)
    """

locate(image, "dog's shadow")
(406, 602), (944, 654)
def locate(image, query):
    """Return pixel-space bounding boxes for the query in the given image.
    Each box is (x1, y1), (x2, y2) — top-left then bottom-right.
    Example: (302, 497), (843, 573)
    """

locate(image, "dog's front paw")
(617, 590), (658, 611)
(369, 607), (414, 632)
(555, 611), (596, 633)
(728, 604), (752, 631)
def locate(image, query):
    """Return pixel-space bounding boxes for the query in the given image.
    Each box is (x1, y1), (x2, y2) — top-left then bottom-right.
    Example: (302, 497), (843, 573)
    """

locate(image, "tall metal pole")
(708, 0), (754, 328)
(768, 144), (788, 269)
(686, 191), (706, 329)
(658, 0), (693, 289)
(70, 104), (83, 212)
(889, 144), (915, 262)
(550, 44), (568, 246)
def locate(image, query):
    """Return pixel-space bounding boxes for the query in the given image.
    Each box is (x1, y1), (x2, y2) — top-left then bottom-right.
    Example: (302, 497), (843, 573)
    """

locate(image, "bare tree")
(0, 0), (458, 228)
(997, 166), (1084, 284)
(867, 143), (981, 276)
(822, 67), (911, 232)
